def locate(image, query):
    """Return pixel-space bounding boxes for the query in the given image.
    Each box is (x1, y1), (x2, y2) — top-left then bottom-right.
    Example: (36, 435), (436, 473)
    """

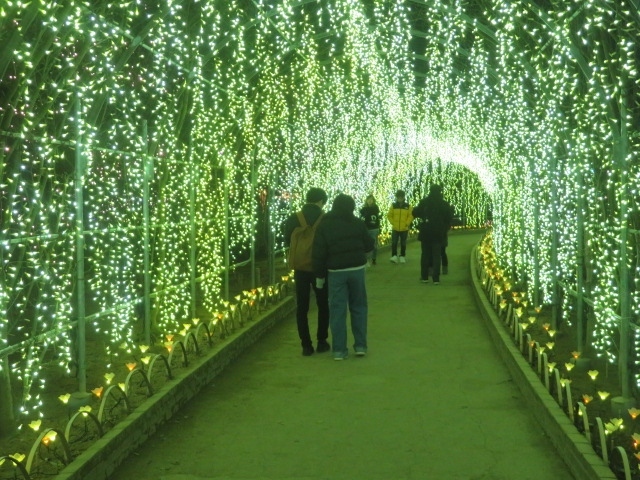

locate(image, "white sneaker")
(390, 256), (398, 263)
(399, 256), (406, 263)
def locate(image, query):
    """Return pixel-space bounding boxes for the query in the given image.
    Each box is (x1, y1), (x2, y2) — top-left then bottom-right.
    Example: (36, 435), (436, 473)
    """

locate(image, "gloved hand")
(315, 277), (325, 289)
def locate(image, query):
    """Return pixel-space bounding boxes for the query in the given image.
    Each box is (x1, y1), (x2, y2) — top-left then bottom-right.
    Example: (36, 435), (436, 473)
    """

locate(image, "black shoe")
(316, 341), (331, 353)
(302, 345), (314, 356)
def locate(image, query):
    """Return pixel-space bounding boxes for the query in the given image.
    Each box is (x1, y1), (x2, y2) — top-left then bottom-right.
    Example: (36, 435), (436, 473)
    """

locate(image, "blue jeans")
(328, 268), (368, 357)
(367, 228), (379, 261)
(391, 230), (408, 257)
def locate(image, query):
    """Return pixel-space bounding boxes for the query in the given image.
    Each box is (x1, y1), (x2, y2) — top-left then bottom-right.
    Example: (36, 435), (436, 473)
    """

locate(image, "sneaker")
(355, 349), (366, 357)
(420, 279), (429, 283)
(302, 345), (314, 356)
(334, 354), (348, 361)
(390, 255), (398, 263)
(433, 281), (440, 285)
(399, 256), (406, 263)
(316, 341), (331, 353)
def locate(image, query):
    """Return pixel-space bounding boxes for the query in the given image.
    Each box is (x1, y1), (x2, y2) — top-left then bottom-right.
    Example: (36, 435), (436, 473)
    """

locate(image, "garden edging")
(470, 245), (616, 480)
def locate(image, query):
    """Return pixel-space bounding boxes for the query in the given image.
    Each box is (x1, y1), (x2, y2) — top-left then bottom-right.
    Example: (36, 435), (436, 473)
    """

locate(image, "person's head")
(395, 190), (406, 201)
(365, 194), (376, 206)
(429, 184), (443, 197)
(305, 187), (328, 206)
(331, 193), (356, 218)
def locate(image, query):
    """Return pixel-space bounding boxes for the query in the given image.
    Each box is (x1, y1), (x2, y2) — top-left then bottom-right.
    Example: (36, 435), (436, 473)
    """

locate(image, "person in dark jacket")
(313, 194), (374, 360)
(283, 187), (330, 356)
(359, 194), (380, 265)
(412, 184), (454, 285)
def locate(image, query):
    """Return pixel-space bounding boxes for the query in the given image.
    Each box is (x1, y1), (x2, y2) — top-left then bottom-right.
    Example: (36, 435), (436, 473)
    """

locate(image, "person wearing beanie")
(312, 194), (374, 360)
(412, 184), (454, 285)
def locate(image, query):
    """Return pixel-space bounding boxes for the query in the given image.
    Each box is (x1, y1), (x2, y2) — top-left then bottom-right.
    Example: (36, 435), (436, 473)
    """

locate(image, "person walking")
(283, 187), (330, 356)
(412, 184), (454, 285)
(386, 189), (413, 263)
(313, 194), (374, 360)
(359, 194), (380, 266)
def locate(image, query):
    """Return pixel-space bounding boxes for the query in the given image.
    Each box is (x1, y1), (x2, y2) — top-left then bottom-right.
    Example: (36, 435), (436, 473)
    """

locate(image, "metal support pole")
(74, 96), (87, 394)
(267, 186), (276, 285)
(142, 121), (152, 345)
(550, 154), (560, 330)
(223, 168), (230, 302)
(576, 168), (586, 353)
(189, 138), (197, 319)
(250, 153), (256, 289)
(617, 86), (631, 399)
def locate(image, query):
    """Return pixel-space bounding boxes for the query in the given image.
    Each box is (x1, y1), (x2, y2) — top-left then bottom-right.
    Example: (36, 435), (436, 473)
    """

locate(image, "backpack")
(288, 211), (323, 272)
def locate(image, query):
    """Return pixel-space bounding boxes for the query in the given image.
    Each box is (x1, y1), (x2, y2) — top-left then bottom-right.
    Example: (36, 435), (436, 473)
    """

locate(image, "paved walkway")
(110, 231), (575, 480)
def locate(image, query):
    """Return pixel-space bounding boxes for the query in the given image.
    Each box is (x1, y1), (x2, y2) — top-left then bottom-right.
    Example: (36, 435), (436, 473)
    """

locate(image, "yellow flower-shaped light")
(547, 329), (556, 338)
(42, 430), (57, 445)
(515, 307), (523, 318)
(598, 391), (610, 401)
(91, 387), (104, 398)
(79, 405), (92, 414)
(547, 362), (556, 372)
(192, 318), (200, 325)
(604, 418), (624, 434)
(281, 275), (289, 282)
(499, 299), (507, 310)
(588, 370), (599, 381)
(126, 362), (137, 371)
(629, 408), (640, 420)
(571, 351), (581, 359)
(141, 355), (151, 365)
(565, 362), (575, 372)
(179, 329), (187, 336)
(545, 342), (555, 350)
(164, 341), (173, 352)
(183, 323), (191, 330)
(165, 334), (174, 342)
(519, 322), (529, 331)
(582, 394), (593, 404)
(538, 346), (546, 354)
(28, 419), (42, 431)
(521, 300), (528, 307)
(118, 382), (126, 391)
(535, 306), (542, 313)
(104, 372), (115, 384)
(528, 316), (536, 324)
(139, 344), (149, 353)
(542, 322), (551, 331)
(560, 378), (572, 387)
(58, 393), (71, 404)
(11, 453), (26, 463)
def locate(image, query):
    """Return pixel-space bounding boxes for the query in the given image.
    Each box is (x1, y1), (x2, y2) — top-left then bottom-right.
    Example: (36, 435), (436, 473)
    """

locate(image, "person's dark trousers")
(391, 230), (408, 257)
(294, 270), (330, 348)
(421, 241), (443, 281)
(441, 245), (448, 272)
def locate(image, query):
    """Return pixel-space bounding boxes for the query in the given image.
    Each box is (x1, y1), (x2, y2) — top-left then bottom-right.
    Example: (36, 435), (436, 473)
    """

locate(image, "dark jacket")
(312, 213), (374, 278)
(283, 203), (324, 247)
(359, 205), (381, 229)
(413, 192), (454, 244)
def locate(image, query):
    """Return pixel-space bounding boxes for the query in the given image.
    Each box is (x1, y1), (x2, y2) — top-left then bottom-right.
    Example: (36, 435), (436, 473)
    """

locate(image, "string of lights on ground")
(0, 0), (638, 450)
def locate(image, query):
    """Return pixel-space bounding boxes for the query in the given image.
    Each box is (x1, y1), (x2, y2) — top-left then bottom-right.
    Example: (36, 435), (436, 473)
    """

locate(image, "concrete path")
(110, 231), (575, 480)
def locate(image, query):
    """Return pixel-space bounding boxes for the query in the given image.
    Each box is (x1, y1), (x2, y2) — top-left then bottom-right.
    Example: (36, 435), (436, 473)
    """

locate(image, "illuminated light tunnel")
(0, 0), (639, 468)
